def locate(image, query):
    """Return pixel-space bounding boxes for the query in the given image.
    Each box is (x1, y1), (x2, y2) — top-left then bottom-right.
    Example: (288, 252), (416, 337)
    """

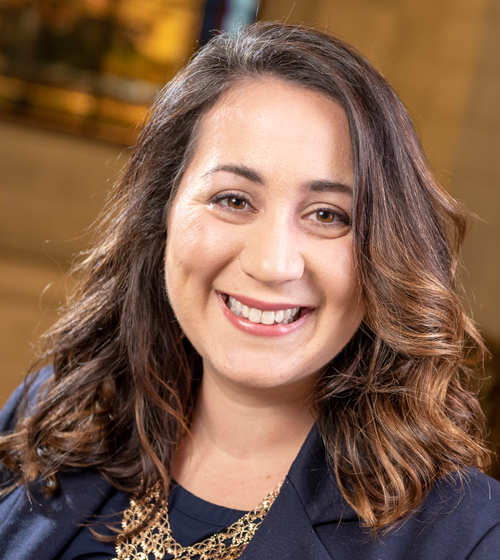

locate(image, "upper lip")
(218, 291), (312, 311)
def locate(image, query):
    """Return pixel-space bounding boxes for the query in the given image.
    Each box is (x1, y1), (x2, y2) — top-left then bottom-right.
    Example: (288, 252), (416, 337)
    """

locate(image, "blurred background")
(0, 0), (499, 475)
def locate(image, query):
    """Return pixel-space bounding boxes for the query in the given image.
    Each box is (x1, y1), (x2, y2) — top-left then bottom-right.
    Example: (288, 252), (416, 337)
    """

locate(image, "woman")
(0, 21), (499, 560)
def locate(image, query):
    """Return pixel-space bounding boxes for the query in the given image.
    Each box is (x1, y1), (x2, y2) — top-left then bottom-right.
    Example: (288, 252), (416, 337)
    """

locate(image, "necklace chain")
(113, 480), (282, 560)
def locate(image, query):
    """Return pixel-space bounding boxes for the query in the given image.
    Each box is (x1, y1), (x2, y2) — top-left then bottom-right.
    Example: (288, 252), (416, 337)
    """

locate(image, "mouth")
(224, 294), (303, 325)
(216, 291), (313, 337)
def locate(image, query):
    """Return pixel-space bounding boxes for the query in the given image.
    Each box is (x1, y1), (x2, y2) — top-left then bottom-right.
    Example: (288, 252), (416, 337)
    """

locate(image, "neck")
(196, 362), (316, 457)
(173, 362), (316, 509)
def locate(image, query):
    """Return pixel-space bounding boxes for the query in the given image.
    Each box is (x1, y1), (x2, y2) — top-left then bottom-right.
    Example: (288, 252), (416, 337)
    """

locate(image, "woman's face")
(165, 78), (364, 392)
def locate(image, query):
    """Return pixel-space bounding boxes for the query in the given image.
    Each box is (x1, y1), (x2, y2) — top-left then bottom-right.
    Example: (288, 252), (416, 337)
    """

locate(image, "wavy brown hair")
(0, 21), (489, 533)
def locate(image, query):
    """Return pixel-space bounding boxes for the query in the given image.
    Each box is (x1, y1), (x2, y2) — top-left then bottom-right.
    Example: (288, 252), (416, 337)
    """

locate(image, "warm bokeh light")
(0, 0), (204, 143)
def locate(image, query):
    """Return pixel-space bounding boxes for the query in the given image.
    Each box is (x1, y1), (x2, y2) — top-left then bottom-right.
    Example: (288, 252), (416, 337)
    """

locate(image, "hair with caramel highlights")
(0, 21), (489, 534)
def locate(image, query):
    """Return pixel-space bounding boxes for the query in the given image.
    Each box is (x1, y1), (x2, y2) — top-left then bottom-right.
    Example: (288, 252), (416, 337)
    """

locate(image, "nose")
(239, 215), (305, 284)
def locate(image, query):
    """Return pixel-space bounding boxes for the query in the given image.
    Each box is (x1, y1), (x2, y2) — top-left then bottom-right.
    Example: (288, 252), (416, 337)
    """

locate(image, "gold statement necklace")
(113, 480), (283, 560)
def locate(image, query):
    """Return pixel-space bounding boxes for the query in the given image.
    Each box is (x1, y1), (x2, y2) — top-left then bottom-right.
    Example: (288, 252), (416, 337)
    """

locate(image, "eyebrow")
(307, 180), (353, 196)
(202, 164), (352, 196)
(202, 164), (264, 184)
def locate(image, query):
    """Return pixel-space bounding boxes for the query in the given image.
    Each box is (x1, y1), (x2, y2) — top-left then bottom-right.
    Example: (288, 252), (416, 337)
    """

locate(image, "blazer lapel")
(240, 425), (357, 560)
(287, 425), (358, 526)
(240, 477), (333, 560)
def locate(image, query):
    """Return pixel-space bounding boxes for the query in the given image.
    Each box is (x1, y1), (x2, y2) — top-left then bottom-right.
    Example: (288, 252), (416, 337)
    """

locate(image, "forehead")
(187, 77), (353, 184)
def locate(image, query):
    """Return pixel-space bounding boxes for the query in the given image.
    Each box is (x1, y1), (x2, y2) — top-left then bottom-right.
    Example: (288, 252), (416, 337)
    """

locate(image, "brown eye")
(317, 210), (334, 223)
(228, 197), (246, 209)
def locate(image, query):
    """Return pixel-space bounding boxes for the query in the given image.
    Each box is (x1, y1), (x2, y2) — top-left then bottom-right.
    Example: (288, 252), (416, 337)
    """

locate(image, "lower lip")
(217, 293), (313, 337)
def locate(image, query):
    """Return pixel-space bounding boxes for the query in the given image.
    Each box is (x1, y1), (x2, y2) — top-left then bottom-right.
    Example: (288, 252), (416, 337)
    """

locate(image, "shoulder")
(0, 368), (128, 560)
(312, 468), (500, 560)
(378, 469), (500, 560)
(0, 366), (54, 484)
(0, 469), (123, 560)
(389, 469), (500, 559)
(415, 468), (500, 544)
(289, 424), (500, 559)
(427, 467), (500, 517)
(417, 467), (500, 533)
(0, 365), (54, 433)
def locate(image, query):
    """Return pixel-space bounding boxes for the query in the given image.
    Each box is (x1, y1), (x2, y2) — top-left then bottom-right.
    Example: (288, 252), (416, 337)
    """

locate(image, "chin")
(204, 354), (321, 392)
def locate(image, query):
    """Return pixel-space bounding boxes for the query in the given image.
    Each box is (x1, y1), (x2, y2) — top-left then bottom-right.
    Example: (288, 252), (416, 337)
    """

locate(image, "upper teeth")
(227, 296), (300, 324)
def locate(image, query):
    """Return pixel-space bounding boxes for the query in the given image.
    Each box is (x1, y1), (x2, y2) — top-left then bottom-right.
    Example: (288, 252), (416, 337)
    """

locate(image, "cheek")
(338, 249), (360, 303)
(166, 210), (202, 274)
(165, 204), (241, 295)
(312, 240), (361, 314)
(165, 208), (201, 296)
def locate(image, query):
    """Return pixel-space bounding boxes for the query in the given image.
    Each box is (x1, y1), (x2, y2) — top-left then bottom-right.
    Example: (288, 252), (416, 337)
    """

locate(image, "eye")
(306, 207), (350, 227)
(210, 192), (253, 212)
(227, 197), (247, 210)
(316, 210), (335, 223)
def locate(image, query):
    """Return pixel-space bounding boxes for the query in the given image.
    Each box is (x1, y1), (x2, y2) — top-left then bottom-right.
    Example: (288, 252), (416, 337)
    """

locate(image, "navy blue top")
(56, 483), (247, 559)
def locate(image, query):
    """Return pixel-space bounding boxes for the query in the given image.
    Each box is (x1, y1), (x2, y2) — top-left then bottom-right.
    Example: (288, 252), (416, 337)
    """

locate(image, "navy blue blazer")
(1, 373), (500, 560)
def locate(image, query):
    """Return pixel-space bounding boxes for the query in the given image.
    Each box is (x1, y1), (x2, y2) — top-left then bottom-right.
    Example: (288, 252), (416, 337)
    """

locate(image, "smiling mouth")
(225, 295), (302, 325)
